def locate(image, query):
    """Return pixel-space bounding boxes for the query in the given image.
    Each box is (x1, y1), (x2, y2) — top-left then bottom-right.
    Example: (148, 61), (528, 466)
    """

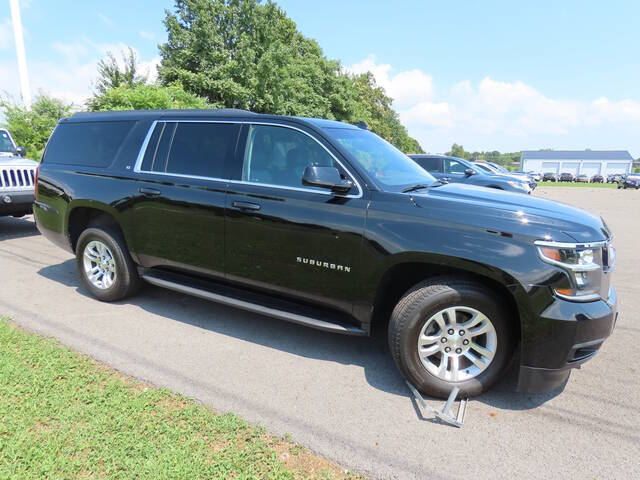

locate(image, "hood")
(0, 154), (39, 167)
(413, 183), (609, 243)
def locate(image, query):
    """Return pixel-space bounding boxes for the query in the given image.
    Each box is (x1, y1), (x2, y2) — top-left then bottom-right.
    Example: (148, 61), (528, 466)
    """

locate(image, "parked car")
(542, 172), (558, 182)
(0, 128), (38, 218)
(617, 174), (640, 189)
(559, 172), (575, 182)
(34, 109), (617, 399)
(411, 155), (531, 193)
(607, 173), (624, 183)
(528, 171), (542, 182)
(591, 174), (604, 183)
(576, 174), (590, 183)
(472, 162), (537, 190)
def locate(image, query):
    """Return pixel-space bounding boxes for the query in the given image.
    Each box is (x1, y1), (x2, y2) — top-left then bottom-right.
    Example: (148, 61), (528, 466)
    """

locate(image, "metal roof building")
(520, 150), (633, 177)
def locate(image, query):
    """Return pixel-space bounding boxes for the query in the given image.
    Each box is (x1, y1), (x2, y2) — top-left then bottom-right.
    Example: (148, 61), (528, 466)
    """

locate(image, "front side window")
(326, 128), (435, 192)
(242, 125), (337, 189)
(446, 158), (468, 175)
(0, 130), (15, 153)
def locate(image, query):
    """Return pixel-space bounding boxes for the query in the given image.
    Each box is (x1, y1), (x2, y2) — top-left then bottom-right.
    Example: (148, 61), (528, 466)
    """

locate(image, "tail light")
(34, 165), (39, 201)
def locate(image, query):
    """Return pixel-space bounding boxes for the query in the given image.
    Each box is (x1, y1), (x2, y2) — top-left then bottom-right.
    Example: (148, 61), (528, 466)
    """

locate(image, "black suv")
(34, 110), (617, 398)
(559, 172), (575, 182)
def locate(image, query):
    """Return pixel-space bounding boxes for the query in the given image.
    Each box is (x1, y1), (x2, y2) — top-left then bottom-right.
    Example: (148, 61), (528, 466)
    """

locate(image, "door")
(541, 161), (560, 174)
(442, 157), (470, 183)
(126, 121), (241, 278)
(225, 123), (367, 314)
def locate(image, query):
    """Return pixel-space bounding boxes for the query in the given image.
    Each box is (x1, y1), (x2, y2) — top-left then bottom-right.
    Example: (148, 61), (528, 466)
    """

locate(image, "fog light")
(2, 195), (12, 204)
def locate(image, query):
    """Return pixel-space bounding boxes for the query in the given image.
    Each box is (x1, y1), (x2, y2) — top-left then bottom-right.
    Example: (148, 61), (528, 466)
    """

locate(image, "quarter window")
(242, 125), (337, 189)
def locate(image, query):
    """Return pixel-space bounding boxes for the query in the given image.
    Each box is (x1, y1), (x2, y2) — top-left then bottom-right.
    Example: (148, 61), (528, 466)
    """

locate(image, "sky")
(1, 0), (639, 156)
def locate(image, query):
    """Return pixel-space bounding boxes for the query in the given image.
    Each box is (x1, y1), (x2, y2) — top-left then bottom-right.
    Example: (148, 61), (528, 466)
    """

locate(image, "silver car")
(1, 129), (38, 218)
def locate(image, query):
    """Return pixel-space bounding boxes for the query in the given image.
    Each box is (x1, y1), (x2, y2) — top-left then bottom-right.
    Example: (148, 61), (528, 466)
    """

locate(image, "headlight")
(508, 181), (529, 191)
(535, 241), (604, 301)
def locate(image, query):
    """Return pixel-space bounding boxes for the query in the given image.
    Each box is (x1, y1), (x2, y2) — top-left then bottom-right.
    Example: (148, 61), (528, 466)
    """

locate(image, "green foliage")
(94, 47), (148, 95)
(88, 82), (212, 111)
(0, 318), (356, 479)
(159, 0), (423, 152)
(0, 95), (72, 160)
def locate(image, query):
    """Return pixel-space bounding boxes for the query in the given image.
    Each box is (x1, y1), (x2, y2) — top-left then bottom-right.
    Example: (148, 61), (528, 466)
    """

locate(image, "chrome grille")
(0, 167), (36, 191)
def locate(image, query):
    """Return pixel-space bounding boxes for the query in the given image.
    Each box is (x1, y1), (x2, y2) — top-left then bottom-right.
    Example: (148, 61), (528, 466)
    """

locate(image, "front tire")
(76, 226), (141, 302)
(388, 277), (514, 399)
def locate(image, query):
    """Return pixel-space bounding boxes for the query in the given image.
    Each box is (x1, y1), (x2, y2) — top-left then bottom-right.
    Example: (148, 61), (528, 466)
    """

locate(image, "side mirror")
(302, 165), (353, 194)
(15, 146), (26, 157)
(464, 168), (476, 177)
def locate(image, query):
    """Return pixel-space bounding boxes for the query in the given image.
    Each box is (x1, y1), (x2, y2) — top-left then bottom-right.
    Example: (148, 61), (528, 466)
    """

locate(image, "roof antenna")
(356, 121), (368, 130)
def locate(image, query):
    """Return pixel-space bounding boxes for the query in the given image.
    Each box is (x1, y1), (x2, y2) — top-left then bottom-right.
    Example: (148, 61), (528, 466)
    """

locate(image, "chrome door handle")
(139, 187), (161, 197)
(232, 201), (261, 211)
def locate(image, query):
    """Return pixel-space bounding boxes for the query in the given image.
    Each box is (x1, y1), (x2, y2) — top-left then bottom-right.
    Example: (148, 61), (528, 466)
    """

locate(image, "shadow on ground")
(0, 215), (38, 241)
(38, 258), (563, 412)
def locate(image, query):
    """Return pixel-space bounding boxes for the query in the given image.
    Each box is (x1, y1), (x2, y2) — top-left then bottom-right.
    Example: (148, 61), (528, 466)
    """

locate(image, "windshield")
(489, 162), (509, 173)
(474, 163), (494, 173)
(0, 130), (16, 154)
(326, 128), (435, 191)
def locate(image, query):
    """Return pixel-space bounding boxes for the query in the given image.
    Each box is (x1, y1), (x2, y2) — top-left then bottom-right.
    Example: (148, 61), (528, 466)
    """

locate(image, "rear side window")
(415, 157), (442, 172)
(43, 121), (135, 167)
(164, 122), (240, 178)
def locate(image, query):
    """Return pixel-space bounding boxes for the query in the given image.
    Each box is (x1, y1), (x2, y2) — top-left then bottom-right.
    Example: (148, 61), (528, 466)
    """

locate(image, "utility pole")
(9, 0), (32, 110)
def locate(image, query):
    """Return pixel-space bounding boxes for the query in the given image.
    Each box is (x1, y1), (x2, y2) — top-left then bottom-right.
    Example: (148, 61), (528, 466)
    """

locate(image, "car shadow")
(0, 215), (39, 240)
(38, 258), (563, 411)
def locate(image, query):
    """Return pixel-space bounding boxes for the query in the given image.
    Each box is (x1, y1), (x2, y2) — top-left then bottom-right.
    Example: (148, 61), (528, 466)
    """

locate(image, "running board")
(141, 271), (366, 336)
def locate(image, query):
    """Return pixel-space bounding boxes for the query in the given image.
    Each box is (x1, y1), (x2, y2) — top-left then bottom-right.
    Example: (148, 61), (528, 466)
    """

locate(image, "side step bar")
(141, 271), (366, 336)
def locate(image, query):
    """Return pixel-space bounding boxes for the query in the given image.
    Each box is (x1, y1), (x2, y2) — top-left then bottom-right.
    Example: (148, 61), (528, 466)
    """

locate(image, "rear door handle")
(139, 187), (161, 197)
(232, 201), (261, 211)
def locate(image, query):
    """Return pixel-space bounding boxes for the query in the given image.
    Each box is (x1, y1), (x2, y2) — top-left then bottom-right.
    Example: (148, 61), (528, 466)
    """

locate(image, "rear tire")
(388, 277), (515, 399)
(76, 226), (141, 302)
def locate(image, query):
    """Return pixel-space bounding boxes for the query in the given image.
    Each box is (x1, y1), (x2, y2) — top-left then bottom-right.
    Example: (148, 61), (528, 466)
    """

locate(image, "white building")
(520, 150), (633, 176)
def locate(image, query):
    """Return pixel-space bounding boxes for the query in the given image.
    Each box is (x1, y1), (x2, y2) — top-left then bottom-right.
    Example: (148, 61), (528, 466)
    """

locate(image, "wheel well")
(68, 207), (123, 253)
(371, 262), (520, 341)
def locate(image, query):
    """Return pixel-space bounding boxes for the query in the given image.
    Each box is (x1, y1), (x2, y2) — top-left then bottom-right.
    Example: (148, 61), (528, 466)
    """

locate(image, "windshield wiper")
(402, 184), (430, 193)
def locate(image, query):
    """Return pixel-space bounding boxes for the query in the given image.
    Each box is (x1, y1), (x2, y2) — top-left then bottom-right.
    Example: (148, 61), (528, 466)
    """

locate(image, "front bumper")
(517, 286), (617, 392)
(0, 190), (34, 216)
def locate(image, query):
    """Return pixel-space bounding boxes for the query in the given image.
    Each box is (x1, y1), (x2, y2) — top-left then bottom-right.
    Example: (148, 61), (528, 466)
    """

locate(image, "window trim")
(133, 120), (363, 198)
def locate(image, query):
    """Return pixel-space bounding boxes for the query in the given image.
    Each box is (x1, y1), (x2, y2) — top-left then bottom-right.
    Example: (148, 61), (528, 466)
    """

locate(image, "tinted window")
(243, 125), (336, 189)
(0, 130), (15, 153)
(164, 122), (240, 178)
(44, 121), (135, 167)
(414, 157), (442, 172)
(140, 122), (164, 171)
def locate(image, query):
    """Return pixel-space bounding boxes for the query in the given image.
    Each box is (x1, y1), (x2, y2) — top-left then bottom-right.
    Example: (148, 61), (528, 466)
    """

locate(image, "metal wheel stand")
(406, 381), (468, 428)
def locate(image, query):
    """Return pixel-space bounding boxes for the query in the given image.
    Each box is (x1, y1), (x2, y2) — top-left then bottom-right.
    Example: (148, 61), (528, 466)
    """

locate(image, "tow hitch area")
(406, 381), (468, 428)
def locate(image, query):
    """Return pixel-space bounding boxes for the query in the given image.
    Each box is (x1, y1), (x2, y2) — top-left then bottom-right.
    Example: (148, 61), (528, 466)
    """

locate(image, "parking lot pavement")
(1, 187), (639, 480)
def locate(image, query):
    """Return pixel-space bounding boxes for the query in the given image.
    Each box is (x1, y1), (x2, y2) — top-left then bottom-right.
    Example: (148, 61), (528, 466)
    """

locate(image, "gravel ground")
(1, 186), (638, 479)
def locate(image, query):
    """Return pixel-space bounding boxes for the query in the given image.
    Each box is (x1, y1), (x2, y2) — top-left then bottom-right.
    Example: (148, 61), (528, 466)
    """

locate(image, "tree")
(88, 83), (211, 111)
(447, 143), (470, 159)
(94, 47), (148, 96)
(159, 0), (423, 152)
(0, 94), (72, 160)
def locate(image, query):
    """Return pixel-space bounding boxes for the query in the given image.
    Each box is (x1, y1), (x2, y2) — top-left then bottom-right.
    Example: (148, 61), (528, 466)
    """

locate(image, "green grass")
(537, 181), (617, 188)
(0, 318), (361, 480)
